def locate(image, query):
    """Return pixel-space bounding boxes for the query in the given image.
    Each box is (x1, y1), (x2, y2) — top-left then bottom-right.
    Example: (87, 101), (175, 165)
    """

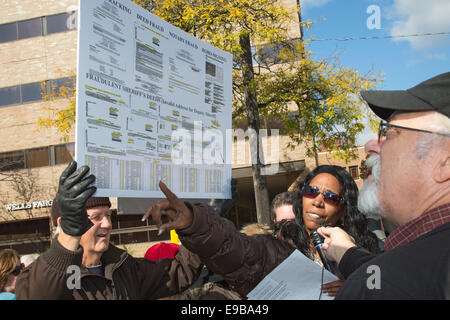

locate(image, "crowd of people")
(1, 72), (449, 300)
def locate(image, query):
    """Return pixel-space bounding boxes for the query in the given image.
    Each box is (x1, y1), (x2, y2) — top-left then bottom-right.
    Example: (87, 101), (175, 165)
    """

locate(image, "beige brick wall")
(232, 134), (309, 168)
(317, 146), (367, 187)
(0, 31), (77, 87)
(0, 100), (75, 152)
(279, 0), (302, 40)
(1, 0), (78, 24)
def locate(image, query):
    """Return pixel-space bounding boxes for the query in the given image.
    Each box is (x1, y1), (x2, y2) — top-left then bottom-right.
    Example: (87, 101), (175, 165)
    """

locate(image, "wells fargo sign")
(4, 200), (53, 212)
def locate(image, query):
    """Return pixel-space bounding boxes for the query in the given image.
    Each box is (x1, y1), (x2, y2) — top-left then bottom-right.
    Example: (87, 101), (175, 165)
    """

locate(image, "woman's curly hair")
(276, 165), (380, 259)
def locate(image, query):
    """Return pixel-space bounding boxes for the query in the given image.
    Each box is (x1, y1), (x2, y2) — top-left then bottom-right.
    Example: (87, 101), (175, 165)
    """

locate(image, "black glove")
(56, 161), (97, 236)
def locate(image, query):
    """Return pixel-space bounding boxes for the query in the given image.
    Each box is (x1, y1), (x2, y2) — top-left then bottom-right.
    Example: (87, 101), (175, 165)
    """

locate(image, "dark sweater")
(16, 238), (203, 300)
(335, 222), (450, 300)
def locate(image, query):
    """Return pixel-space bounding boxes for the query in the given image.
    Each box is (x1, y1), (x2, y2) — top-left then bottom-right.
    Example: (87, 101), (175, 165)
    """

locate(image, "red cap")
(144, 242), (180, 261)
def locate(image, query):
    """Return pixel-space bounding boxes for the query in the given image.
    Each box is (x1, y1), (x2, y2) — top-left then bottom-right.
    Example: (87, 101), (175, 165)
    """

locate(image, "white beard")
(358, 154), (382, 216)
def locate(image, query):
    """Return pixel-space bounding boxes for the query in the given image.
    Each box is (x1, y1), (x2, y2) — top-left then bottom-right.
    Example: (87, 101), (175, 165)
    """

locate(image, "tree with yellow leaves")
(38, 74), (76, 142)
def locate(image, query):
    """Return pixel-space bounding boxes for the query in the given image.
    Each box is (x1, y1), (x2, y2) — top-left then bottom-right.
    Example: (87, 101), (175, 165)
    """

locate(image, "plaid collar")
(384, 203), (450, 251)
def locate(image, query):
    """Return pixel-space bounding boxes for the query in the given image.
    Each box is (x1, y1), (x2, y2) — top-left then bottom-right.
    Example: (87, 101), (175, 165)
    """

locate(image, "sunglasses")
(378, 120), (450, 143)
(301, 185), (343, 206)
(12, 263), (24, 276)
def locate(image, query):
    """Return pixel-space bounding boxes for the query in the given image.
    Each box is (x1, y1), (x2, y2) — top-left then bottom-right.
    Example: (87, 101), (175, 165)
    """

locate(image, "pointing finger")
(159, 181), (179, 204)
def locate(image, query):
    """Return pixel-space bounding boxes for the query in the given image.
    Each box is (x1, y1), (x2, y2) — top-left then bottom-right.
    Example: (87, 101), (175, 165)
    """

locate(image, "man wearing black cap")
(318, 72), (450, 299)
(15, 162), (203, 300)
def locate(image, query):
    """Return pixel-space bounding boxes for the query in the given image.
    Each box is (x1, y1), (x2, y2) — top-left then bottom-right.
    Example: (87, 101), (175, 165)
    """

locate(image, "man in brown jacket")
(15, 162), (202, 300)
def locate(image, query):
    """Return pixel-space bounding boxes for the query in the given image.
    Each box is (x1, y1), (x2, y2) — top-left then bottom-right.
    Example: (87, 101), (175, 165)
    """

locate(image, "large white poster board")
(75, 0), (232, 199)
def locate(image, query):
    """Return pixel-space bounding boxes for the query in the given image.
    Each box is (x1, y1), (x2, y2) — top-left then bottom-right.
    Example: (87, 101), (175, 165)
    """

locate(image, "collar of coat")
(80, 244), (129, 280)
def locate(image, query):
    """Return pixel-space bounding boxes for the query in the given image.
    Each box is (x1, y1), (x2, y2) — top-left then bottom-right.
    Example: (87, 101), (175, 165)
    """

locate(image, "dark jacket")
(335, 222), (450, 300)
(16, 238), (203, 300)
(178, 204), (296, 297)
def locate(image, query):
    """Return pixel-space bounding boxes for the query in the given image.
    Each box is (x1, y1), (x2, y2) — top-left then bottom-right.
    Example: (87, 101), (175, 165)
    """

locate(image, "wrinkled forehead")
(87, 206), (111, 216)
(389, 110), (447, 130)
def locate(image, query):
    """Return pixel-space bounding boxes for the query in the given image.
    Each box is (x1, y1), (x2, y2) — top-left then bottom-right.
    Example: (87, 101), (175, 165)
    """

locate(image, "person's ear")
(433, 155), (450, 183)
(57, 217), (62, 227)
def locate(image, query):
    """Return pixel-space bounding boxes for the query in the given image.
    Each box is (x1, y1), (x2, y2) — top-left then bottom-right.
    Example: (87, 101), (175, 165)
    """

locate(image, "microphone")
(310, 229), (333, 273)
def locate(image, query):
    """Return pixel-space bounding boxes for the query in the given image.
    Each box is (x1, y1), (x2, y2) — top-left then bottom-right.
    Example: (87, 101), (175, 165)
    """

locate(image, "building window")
(0, 143), (74, 172)
(0, 11), (77, 45)
(0, 85), (21, 107)
(349, 166), (359, 180)
(46, 11), (78, 35)
(26, 147), (50, 169)
(0, 22), (17, 43)
(55, 143), (74, 165)
(48, 77), (75, 96)
(0, 77), (75, 107)
(21, 82), (43, 103)
(252, 38), (302, 67)
(0, 151), (25, 172)
(18, 17), (43, 40)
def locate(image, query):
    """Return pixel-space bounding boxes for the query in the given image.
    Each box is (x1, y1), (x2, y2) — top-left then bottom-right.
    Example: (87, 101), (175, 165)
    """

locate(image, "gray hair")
(415, 112), (450, 159)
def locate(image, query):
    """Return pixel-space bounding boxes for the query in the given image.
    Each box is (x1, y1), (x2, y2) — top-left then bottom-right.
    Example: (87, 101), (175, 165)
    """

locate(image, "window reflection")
(46, 12), (77, 35)
(55, 143), (74, 165)
(0, 86), (21, 107)
(0, 22), (17, 43)
(0, 151), (25, 172)
(26, 147), (50, 168)
(21, 82), (42, 103)
(0, 143), (74, 172)
(18, 17), (42, 40)
(0, 10), (78, 44)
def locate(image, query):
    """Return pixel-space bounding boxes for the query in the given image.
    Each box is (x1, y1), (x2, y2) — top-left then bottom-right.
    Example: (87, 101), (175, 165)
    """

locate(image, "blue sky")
(300, 0), (450, 143)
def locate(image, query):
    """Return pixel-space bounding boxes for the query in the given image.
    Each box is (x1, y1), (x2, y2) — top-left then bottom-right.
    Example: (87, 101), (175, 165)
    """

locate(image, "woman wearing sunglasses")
(292, 165), (380, 272)
(0, 249), (23, 300)
(144, 165), (380, 299)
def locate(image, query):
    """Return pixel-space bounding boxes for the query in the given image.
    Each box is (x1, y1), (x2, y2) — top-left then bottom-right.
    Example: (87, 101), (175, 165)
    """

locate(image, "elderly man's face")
(364, 111), (437, 225)
(80, 206), (112, 254)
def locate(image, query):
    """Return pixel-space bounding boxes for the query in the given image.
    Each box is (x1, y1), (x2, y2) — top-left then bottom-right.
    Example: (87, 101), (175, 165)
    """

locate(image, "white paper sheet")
(75, 0), (232, 199)
(247, 250), (339, 300)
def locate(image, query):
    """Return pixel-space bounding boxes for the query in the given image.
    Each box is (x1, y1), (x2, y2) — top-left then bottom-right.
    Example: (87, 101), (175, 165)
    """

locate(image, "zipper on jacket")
(111, 253), (129, 299)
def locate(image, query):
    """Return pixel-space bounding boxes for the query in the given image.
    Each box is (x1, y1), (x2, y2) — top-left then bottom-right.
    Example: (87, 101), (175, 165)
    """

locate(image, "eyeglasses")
(301, 185), (343, 206)
(12, 263), (24, 276)
(378, 120), (450, 143)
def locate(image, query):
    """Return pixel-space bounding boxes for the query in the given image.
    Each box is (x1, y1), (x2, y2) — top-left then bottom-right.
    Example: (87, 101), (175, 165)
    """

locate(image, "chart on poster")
(75, 0), (232, 199)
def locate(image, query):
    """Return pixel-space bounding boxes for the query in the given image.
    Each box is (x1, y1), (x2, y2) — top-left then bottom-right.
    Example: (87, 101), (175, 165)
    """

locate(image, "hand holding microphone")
(317, 226), (357, 265)
(310, 228), (333, 272)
